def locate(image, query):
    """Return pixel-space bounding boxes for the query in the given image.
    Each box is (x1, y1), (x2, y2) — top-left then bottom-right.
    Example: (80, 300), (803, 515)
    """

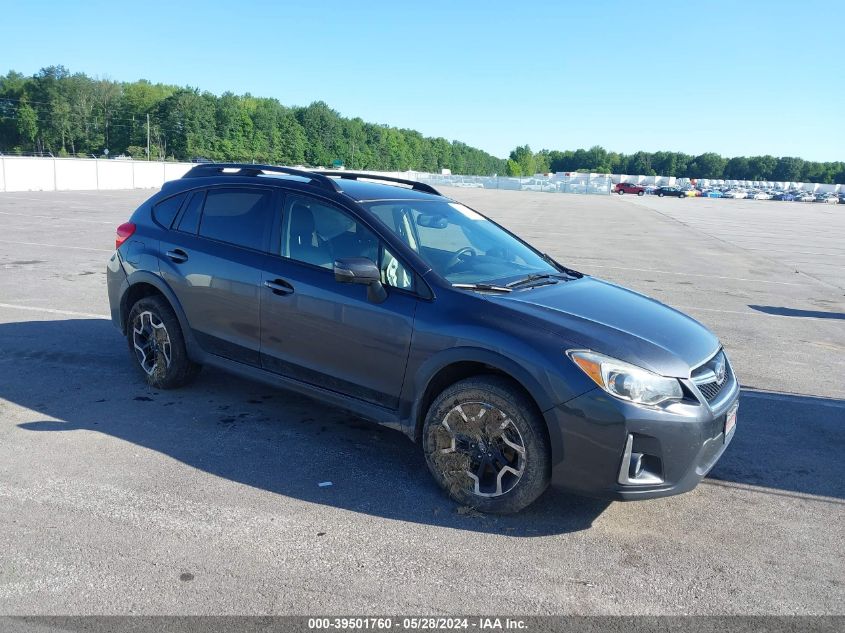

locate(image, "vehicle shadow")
(5, 320), (843, 538)
(2, 318), (609, 536)
(748, 305), (845, 320)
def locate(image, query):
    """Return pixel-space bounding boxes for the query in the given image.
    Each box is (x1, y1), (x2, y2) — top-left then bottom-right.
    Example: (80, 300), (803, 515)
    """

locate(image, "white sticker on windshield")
(448, 202), (484, 220)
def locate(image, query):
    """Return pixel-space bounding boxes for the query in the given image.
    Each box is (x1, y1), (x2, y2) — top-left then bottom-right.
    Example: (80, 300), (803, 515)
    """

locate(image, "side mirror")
(334, 257), (387, 303)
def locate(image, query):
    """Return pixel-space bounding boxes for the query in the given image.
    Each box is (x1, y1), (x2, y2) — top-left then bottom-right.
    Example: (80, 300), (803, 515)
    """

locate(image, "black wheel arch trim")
(404, 346), (555, 439)
(120, 271), (204, 363)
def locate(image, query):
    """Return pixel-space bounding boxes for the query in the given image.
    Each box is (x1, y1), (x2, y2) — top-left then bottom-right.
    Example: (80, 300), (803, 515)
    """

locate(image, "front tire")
(422, 376), (550, 514)
(126, 295), (200, 389)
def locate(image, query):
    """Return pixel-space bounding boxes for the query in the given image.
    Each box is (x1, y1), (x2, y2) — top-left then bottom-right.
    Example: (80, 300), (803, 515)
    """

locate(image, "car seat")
(288, 202), (332, 268)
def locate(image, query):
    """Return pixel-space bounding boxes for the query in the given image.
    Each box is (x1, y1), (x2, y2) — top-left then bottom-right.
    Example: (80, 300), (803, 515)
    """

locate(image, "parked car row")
(616, 183), (843, 203)
(434, 177), (613, 194)
(711, 187), (841, 203)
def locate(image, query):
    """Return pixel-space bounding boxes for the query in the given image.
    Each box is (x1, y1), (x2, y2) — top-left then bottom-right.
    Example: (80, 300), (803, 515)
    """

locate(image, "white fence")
(0, 156), (194, 192)
(2, 156), (840, 195)
(0, 157), (615, 196)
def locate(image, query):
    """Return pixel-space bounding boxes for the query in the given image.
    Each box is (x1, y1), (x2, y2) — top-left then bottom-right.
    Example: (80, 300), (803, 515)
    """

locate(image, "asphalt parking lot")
(0, 188), (843, 615)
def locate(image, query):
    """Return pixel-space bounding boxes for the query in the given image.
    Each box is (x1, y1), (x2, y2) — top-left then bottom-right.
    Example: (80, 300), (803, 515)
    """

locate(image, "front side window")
(198, 188), (272, 250)
(282, 195), (413, 290)
(366, 200), (557, 284)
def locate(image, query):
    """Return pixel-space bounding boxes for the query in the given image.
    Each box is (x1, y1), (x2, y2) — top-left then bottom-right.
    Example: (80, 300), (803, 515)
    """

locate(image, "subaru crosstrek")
(107, 164), (739, 513)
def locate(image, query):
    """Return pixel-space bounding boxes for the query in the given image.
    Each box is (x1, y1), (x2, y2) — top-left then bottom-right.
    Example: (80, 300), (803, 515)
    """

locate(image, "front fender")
(407, 346), (556, 428)
(403, 341), (593, 469)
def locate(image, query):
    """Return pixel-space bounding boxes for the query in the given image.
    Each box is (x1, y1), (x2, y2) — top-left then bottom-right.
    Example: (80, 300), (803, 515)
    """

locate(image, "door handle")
(166, 249), (188, 263)
(264, 279), (294, 295)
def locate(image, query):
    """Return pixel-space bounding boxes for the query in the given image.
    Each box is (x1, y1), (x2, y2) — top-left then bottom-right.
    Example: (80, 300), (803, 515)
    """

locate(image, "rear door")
(259, 193), (418, 409)
(160, 185), (276, 366)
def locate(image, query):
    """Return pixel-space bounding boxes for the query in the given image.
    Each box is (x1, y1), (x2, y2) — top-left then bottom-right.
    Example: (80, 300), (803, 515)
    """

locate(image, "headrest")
(289, 202), (314, 237)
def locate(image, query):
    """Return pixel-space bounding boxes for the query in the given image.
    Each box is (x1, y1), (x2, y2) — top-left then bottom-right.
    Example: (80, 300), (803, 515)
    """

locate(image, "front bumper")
(545, 367), (740, 501)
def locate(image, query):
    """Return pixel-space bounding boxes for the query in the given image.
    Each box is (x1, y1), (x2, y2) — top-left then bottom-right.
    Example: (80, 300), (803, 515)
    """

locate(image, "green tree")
(747, 155), (777, 181)
(773, 157), (804, 182)
(4, 65), (845, 182)
(50, 98), (72, 152)
(723, 156), (749, 180)
(16, 100), (38, 151)
(509, 145), (536, 176)
(534, 149), (551, 174)
(626, 152), (655, 176)
(688, 153), (727, 179)
(585, 145), (610, 172)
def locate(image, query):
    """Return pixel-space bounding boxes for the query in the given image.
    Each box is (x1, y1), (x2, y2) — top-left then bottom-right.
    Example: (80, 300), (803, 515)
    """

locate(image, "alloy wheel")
(132, 310), (172, 376)
(430, 402), (526, 497)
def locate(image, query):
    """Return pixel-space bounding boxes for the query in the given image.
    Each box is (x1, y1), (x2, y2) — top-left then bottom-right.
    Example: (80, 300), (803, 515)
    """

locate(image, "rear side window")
(198, 188), (272, 250)
(177, 191), (205, 235)
(152, 193), (187, 228)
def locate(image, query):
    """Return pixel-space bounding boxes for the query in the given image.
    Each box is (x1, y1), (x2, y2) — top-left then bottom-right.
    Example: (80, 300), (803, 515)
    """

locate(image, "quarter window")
(176, 191), (205, 234)
(152, 192), (187, 228)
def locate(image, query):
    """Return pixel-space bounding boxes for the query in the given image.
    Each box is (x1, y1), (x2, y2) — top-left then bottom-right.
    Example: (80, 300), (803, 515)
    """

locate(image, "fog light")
(618, 434), (664, 486)
(629, 453), (645, 479)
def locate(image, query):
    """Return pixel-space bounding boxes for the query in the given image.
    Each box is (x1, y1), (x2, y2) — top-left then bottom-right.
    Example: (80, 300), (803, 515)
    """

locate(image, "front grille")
(698, 375), (728, 401)
(692, 351), (731, 402)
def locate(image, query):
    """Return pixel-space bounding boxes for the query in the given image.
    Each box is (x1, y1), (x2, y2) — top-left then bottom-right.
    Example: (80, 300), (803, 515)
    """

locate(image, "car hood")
(487, 276), (719, 377)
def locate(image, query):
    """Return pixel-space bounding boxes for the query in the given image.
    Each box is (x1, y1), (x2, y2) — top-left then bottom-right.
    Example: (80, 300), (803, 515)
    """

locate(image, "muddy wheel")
(127, 295), (200, 389)
(422, 376), (550, 514)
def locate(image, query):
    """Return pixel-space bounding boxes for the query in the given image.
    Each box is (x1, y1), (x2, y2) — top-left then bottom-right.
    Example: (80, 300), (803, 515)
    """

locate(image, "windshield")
(365, 200), (558, 284)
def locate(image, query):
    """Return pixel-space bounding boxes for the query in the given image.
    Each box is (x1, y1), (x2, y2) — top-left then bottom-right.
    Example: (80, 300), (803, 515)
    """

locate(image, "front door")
(259, 194), (418, 409)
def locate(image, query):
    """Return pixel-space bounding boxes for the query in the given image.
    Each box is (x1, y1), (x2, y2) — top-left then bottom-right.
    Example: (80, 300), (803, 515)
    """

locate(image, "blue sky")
(2, 0), (843, 161)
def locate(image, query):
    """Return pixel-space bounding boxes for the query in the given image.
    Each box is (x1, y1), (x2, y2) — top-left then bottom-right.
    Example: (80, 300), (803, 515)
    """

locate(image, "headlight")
(567, 350), (683, 406)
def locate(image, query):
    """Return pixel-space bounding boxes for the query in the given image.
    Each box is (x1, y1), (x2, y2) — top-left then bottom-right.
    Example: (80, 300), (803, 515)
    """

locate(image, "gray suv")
(107, 164), (739, 513)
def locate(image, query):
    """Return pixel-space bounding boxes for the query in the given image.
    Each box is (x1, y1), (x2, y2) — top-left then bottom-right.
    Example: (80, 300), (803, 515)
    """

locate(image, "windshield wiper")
(505, 273), (558, 289)
(452, 283), (512, 293)
(541, 252), (583, 279)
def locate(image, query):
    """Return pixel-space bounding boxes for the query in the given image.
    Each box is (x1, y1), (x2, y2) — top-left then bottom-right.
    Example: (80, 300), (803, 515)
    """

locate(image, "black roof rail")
(181, 163), (341, 193)
(319, 171), (441, 196)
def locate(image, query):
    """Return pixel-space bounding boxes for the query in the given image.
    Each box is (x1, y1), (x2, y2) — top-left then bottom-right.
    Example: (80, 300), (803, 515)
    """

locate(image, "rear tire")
(618, 190), (624, 195)
(422, 376), (550, 514)
(658, 192), (664, 197)
(126, 295), (201, 389)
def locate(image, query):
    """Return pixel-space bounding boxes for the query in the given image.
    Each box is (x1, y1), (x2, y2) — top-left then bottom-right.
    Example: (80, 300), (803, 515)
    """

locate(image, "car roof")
(332, 178), (447, 203)
(163, 166), (448, 205)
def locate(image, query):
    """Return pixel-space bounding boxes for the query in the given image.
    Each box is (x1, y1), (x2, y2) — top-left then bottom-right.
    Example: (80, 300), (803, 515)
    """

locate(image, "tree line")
(0, 66), (505, 175)
(506, 145), (845, 184)
(1, 67), (842, 183)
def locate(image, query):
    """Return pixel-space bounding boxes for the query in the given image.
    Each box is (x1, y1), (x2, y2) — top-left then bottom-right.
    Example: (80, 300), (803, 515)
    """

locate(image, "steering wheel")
(446, 247), (477, 271)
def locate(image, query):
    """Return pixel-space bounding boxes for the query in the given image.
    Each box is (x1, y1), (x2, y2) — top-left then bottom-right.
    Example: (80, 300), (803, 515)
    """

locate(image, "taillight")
(115, 222), (136, 249)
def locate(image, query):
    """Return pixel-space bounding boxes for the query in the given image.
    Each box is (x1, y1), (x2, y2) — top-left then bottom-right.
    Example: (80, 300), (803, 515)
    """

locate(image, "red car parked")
(614, 182), (645, 196)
